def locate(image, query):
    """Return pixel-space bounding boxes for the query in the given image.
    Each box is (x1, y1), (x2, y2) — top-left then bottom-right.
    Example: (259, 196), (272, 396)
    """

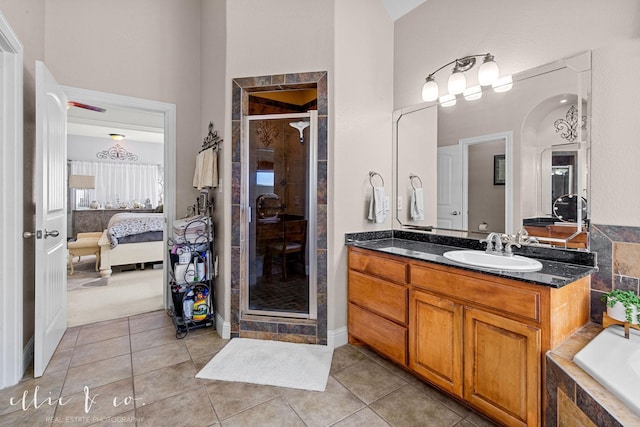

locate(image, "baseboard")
(23, 336), (34, 377)
(328, 326), (348, 349)
(216, 312), (230, 339)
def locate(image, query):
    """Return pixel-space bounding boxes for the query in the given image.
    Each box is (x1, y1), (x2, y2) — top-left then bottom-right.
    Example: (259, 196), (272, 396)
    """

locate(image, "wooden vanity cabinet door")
(409, 289), (463, 398)
(464, 307), (541, 427)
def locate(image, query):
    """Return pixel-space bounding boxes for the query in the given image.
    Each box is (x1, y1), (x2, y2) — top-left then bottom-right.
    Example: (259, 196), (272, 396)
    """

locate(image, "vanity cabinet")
(347, 248), (409, 366)
(347, 247), (591, 427)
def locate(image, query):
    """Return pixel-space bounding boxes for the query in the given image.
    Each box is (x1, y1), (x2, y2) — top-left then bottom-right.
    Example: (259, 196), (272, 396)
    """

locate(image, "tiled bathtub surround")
(545, 323), (640, 426)
(589, 224), (640, 323)
(231, 71), (328, 344)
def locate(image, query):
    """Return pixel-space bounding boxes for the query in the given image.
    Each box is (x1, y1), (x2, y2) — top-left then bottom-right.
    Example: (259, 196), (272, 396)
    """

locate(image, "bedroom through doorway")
(63, 87), (176, 327)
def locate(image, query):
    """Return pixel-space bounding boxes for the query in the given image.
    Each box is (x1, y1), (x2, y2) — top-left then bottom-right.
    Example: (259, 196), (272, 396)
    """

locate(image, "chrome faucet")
(481, 232), (503, 254)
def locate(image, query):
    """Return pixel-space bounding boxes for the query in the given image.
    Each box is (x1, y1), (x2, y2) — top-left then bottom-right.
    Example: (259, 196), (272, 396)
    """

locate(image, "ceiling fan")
(66, 101), (106, 113)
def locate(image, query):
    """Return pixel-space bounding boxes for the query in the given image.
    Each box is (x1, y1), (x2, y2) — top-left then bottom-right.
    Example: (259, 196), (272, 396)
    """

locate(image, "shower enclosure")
(245, 111), (318, 319)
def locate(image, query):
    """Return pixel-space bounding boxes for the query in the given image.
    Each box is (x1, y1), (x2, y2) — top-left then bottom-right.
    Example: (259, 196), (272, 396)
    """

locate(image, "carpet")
(67, 267), (164, 327)
(196, 338), (334, 391)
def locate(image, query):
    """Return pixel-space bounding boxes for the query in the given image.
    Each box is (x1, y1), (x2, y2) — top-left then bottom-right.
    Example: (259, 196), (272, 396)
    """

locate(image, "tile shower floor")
(0, 311), (497, 426)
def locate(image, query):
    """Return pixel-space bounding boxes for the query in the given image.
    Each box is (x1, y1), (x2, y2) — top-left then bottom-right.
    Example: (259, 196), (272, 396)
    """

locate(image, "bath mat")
(196, 338), (333, 391)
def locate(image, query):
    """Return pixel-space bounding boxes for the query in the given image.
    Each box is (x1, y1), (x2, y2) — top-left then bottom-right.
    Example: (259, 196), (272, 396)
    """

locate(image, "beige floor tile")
(62, 355), (132, 398)
(70, 335), (131, 368)
(370, 384), (463, 427)
(84, 409), (138, 426)
(279, 377), (365, 427)
(58, 327), (81, 350)
(130, 325), (178, 353)
(184, 330), (228, 359)
(0, 402), (56, 426)
(45, 347), (74, 375)
(332, 407), (392, 426)
(53, 378), (134, 426)
(131, 340), (191, 375)
(128, 310), (174, 335)
(133, 361), (200, 406)
(0, 369), (67, 416)
(220, 397), (305, 427)
(332, 359), (407, 404)
(135, 386), (218, 426)
(76, 320), (130, 346)
(330, 344), (368, 374)
(204, 380), (280, 420)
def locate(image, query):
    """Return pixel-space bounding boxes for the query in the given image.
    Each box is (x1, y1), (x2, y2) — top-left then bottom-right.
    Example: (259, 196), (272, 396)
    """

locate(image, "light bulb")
(439, 94), (457, 107)
(421, 76), (439, 102)
(447, 69), (466, 95)
(463, 86), (482, 101)
(492, 75), (513, 92)
(478, 55), (500, 86)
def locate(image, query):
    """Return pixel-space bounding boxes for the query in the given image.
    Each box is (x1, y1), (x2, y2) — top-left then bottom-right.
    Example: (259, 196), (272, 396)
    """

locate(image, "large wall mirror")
(393, 51), (591, 249)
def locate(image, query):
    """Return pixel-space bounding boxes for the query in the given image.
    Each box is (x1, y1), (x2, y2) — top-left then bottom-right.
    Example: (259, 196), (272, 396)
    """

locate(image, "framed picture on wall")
(494, 154), (505, 185)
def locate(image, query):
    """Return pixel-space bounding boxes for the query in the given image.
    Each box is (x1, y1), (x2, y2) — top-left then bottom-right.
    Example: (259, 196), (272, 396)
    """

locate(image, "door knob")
(44, 229), (60, 238)
(451, 211), (460, 215)
(23, 231), (39, 239)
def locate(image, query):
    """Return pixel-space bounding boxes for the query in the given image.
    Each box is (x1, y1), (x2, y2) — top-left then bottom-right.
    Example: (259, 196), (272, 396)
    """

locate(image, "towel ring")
(369, 171), (384, 188)
(409, 173), (423, 190)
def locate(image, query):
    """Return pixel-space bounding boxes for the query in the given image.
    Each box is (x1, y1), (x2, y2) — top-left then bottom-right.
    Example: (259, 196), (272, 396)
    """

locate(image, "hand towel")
(193, 147), (218, 189)
(410, 188), (424, 221)
(368, 186), (386, 224)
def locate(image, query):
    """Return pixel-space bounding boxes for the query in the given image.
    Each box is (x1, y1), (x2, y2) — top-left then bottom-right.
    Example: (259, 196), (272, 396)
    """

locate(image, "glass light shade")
(492, 75), (513, 92)
(421, 79), (439, 102)
(478, 59), (500, 86)
(439, 94), (457, 107)
(463, 86), (482, 101)
(447, 70), (466, 95)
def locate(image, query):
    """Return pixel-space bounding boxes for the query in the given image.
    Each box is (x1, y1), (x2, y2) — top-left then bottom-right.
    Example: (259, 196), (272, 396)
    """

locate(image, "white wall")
(332, 0), (394, 331)
(394, 0), (640, 227)
(67, 136), (164, 165)
(42, 0), (203, 213)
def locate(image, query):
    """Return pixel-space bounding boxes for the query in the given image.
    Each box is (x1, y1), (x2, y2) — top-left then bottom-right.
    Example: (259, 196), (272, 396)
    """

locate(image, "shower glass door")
(245, 112), (317, 319)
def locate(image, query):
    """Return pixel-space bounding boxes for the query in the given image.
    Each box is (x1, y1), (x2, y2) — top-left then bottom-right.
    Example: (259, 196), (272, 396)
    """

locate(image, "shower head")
(289, 121), (310, 143)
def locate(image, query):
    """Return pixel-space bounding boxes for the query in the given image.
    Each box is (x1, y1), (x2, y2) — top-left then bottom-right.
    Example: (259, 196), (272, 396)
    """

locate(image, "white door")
(437, 145), (463, 229)
(34, 61), (68, 377)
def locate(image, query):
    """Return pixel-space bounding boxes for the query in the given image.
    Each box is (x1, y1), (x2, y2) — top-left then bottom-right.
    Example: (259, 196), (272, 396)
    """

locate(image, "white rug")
(196, 338), (333, 391)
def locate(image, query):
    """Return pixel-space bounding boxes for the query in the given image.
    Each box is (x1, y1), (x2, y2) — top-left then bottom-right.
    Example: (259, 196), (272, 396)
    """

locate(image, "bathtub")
(574, 325), (640, 417)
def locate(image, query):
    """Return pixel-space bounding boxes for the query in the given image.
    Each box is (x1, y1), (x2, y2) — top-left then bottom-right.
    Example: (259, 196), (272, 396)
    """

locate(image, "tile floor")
(0, 310), (497, 426)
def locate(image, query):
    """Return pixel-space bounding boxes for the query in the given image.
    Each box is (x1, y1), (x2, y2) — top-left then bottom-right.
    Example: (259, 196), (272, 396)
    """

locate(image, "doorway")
(246, 113), (317, 318)
(62, 86), (176, 325)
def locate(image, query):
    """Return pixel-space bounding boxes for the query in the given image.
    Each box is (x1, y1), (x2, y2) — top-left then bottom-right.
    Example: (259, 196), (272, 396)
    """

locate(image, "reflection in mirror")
(393, 51), (591, 249)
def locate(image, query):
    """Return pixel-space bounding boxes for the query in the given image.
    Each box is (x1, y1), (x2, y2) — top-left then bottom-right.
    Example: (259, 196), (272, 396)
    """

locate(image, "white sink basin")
(443, 250), (543, 272)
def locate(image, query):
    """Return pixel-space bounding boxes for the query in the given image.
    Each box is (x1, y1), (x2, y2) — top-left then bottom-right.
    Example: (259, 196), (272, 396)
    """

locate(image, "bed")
(98, 212), (165, 278)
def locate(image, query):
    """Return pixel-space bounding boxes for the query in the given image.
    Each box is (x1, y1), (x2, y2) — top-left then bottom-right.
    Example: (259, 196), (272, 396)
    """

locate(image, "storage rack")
(167, 206), (215, 339)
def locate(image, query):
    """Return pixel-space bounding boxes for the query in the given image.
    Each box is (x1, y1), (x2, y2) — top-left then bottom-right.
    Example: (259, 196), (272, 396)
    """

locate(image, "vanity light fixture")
(421, 53), (508, 104)
(109, 133), (125, 141)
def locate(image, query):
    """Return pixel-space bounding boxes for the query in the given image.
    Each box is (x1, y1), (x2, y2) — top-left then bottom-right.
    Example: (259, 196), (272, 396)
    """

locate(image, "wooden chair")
(268, 219), (307, 280)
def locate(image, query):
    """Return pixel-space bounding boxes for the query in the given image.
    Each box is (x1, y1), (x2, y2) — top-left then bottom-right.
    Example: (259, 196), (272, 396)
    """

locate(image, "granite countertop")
(346, 230), (597, 289)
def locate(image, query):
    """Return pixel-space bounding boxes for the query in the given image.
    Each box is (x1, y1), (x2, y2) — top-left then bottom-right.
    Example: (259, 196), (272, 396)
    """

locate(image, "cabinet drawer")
(349, 302), (408, 366)
(349, 249), (409, 284)
(411, 263), (541, 322)
(349, 270), (408, 325)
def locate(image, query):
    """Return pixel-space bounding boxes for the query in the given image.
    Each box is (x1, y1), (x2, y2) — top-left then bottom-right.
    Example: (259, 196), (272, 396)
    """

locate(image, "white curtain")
(69, 160), (163, 208)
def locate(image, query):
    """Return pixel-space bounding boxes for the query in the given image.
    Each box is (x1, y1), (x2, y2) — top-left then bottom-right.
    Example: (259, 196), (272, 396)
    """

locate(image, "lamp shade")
(69, 175), (96, 189)
(447, 70), (466, 95)
(421, 77), (439, 102)
(478, 56), (500, 86)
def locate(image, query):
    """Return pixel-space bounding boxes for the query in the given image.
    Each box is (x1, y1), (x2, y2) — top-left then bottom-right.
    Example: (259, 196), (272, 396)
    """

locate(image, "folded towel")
(368, 186), (386, 224)
(410, 188), (424, 221)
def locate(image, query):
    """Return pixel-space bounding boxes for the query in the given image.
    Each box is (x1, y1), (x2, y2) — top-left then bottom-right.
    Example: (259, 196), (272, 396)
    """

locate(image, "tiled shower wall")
(589, 224), (640, 323)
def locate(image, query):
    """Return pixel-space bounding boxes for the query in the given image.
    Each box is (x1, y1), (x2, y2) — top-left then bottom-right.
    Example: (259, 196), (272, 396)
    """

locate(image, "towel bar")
(369, 171), (384, 188)
(409, 173), (423, 190)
